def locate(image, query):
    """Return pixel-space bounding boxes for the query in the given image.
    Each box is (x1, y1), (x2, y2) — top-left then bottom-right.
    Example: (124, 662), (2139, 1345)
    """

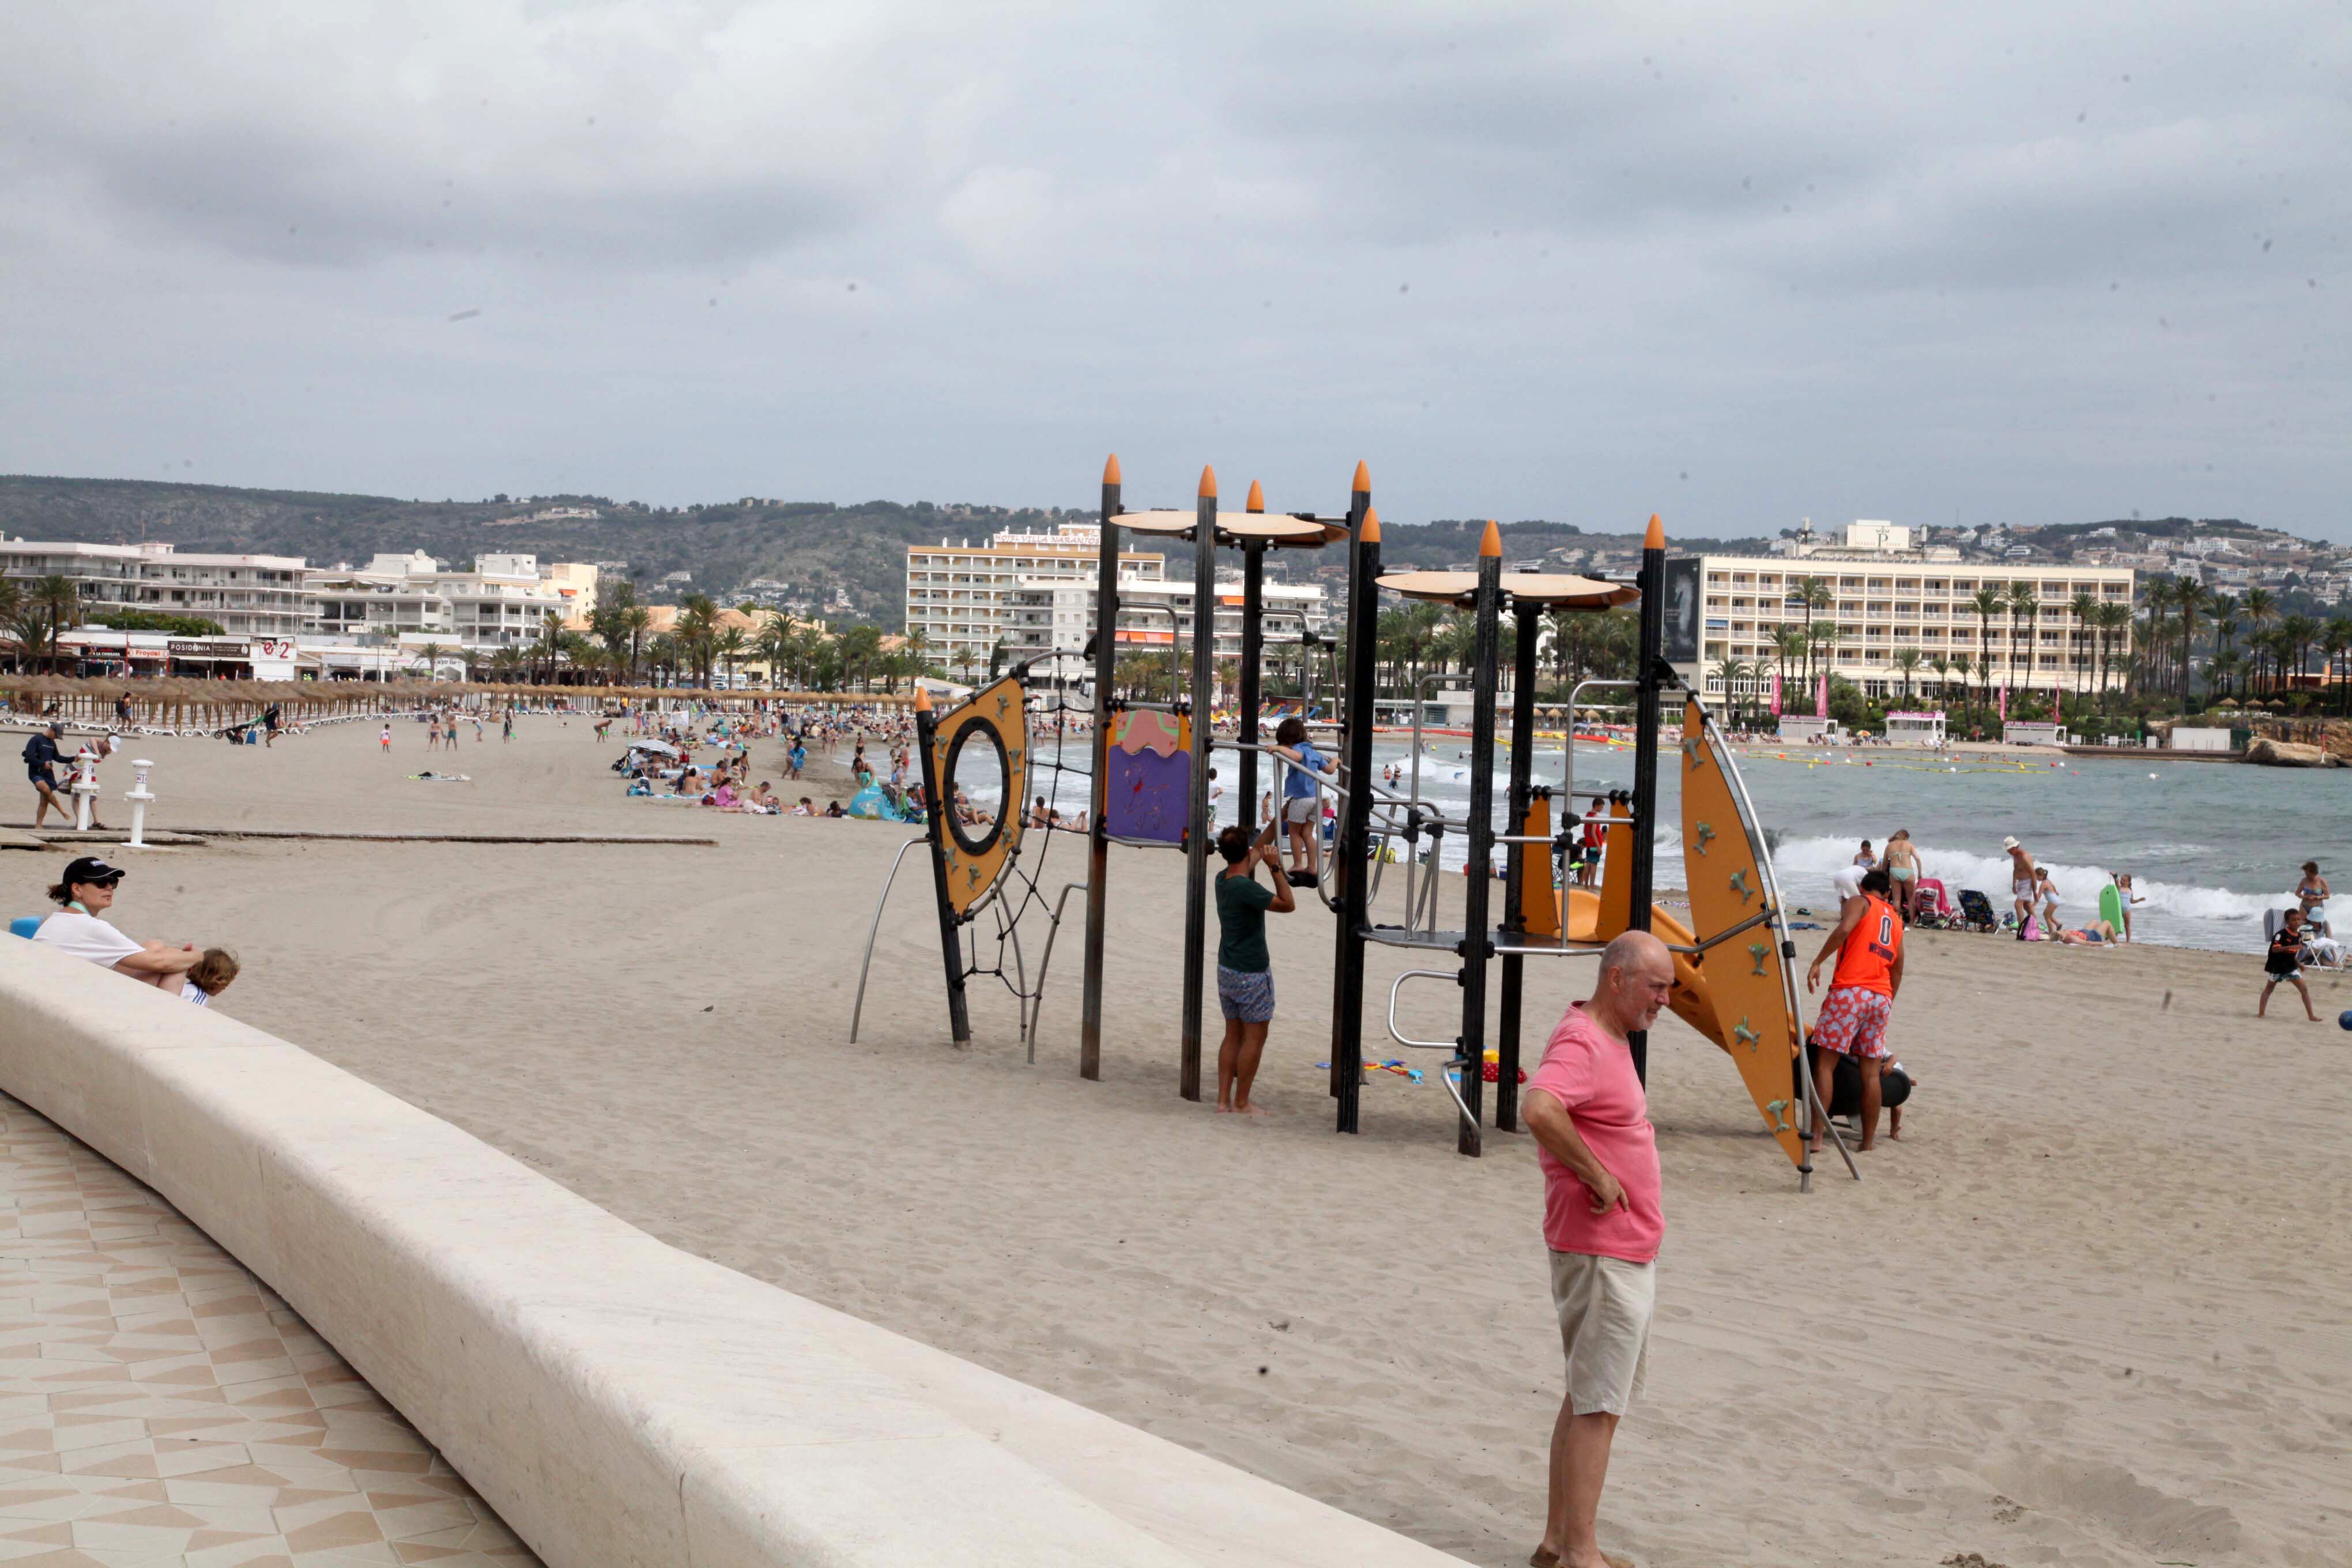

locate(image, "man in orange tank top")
(1805, 866), (1906, 1152)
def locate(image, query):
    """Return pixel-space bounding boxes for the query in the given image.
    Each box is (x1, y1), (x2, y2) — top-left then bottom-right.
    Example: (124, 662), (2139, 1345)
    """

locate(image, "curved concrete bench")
(0, 938), (1462, 1567)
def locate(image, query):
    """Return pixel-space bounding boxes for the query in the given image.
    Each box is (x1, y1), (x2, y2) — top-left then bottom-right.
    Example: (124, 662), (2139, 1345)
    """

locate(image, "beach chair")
(1910, 877), (1953, 928)
(2266, 907), (2343, 970)
(1955, 889), (1999, 933)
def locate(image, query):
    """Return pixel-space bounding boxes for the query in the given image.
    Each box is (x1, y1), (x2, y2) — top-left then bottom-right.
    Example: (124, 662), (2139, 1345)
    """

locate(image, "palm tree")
(1928, 655), (1951, 704)
(1967, 585), (2006, 710)
(2173, 579), (2210, 701)
(1948, 652), (1973, 717)
(2207, 597), (2240, 705)
(2280, 614), (2321, 698)
(1767, 625), (1806, 715)
(2067, 590), (2100, 714)
(756, 612), (798, 690)
(414, 641), (449, 682)
(1793, 576), (1833, 699)
(2004, 582), (2039, 710)
(1709, 657), (1747, 723)
(1807, 623), (1843, 713)
(711, 627), (748, 691)
(1891, 647), (1924, 704)
(2241, 587), (2277, 697)
(2325, 617), (2352, 715)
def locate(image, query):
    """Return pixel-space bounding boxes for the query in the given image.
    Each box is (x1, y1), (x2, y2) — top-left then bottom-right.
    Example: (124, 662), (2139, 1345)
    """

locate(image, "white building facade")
(1680, 544), (2135, 709)
(904, 527), (1166, 671)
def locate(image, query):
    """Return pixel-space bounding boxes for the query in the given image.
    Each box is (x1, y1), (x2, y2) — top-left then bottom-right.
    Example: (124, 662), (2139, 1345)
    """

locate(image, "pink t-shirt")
(1527, 1001), (1664, 1263)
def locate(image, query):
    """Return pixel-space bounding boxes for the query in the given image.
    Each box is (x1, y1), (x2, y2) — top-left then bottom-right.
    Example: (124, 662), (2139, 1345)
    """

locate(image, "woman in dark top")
(1213, 823), (1295, 1115)
(2259, 908), (2320, 1022)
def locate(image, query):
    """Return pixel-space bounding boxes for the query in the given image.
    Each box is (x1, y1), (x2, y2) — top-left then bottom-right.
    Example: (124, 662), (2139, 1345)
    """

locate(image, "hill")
(0, 475), (1772, 628)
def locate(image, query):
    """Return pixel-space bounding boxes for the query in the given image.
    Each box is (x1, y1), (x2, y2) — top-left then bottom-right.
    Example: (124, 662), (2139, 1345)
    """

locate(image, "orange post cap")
(1198, 465), (1218, 499)
(1644, 512), (1665, 549)
(1360, 506), (1381, 544)
(1245, 479), (1264, 512)
(1479, 519), (1501, 557)
(1351, 460), (1370, 493)
(914, 685), (932, 713)
(1102, 454), (1121, 485)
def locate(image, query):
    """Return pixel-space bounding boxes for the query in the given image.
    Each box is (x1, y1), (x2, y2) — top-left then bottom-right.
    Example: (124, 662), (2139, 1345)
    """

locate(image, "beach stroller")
(1910, 877), (1954, 928)
(1956, 889), (1999, 933)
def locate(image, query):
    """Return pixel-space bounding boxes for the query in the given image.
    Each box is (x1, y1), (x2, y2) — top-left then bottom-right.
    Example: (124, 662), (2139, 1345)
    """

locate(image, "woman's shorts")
(1813, 985), (1893, 1060)
(1217, 964), (1275, 1023)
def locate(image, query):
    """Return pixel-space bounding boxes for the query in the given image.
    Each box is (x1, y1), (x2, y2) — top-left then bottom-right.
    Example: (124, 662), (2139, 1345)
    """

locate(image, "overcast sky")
(3, 3), (2346, 537)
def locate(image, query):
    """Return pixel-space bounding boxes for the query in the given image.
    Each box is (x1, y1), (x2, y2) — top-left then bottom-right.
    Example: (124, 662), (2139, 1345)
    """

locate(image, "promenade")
(0, 1093), (534, 1567)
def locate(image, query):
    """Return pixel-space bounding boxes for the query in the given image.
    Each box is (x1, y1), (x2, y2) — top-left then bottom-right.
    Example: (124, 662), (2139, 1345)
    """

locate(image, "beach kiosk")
(1884, 710), (1946, 747)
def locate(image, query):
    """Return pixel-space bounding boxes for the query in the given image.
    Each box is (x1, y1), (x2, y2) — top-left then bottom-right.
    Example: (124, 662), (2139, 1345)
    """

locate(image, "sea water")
(979, 727), (2332, 955)
(1351, 737), (2320, 954)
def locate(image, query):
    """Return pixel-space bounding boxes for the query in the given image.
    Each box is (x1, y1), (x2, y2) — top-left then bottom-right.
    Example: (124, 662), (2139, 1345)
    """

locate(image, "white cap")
(1833, 867), (1864, 901)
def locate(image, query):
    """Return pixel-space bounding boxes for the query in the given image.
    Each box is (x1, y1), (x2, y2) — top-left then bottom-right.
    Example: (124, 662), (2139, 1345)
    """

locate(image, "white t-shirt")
(31, 911), (145, 968)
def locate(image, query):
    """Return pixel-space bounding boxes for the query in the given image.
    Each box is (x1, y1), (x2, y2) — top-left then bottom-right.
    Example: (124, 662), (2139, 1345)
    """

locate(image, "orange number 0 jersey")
(1830, 894), (1904, 996)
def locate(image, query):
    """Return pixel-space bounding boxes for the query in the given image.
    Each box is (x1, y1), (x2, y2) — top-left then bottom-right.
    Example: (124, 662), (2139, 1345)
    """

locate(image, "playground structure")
(854, 457), (1857, 1189)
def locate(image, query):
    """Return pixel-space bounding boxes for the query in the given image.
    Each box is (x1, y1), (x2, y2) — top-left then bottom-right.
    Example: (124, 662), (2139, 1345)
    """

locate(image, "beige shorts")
(1548, 1250), (1656, 1417)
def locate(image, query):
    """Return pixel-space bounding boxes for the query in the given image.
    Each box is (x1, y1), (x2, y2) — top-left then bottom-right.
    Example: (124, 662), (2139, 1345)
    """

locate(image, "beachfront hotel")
(1673, 522), (2136, 709)
(904, 524), (1168, 671)
(0, 538), (310, 639)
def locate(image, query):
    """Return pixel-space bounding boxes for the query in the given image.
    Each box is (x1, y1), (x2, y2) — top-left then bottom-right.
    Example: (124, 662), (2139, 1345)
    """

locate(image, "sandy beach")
(13, 711), (2346, 1567)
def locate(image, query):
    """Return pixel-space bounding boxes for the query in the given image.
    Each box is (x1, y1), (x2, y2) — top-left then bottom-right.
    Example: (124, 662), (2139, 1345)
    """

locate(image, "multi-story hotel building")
(904, 526), (1166, 671)
(1677, 523), (2135, 709)
(998, 575), (1330, 685)
(0, 538), (311, 638)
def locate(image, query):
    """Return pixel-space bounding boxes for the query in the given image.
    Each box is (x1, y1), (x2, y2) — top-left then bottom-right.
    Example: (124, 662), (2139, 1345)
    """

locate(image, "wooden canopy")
(1374, 570), (1639, 610)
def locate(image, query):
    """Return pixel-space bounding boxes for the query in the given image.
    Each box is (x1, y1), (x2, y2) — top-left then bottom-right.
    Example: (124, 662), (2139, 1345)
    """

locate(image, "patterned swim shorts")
(1216, 964), (1276, 1023)
(1812, 985), (1893, 1060)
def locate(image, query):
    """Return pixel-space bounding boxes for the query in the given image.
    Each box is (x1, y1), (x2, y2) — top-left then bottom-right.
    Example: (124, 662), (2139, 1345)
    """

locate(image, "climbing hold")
(1747, 940), (1769, 977)
(1732, 1016), (1759, 1051)
(1728, 868), (1755, 906)
(1693, 821), (1717, 857)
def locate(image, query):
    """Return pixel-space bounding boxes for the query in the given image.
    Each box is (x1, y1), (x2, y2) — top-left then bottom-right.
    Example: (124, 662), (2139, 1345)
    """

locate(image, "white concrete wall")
(0, 937), (1462, 1568)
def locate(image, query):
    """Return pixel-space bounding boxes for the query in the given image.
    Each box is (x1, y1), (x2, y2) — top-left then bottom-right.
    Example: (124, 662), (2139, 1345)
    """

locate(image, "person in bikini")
(2002, 835), (2036, 939)
(1882, 830), (1920, 915)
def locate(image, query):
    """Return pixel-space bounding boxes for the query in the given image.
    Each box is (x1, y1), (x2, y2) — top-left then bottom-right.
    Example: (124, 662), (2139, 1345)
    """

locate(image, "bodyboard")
(2098, 884), (2123, 928)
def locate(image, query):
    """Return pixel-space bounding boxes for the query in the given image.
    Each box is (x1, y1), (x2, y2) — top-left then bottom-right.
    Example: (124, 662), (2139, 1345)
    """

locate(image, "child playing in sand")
(2259, 909), (2321, 1022)
(179, 949), (239, 1008)
(1213, 823), (1294, 1115)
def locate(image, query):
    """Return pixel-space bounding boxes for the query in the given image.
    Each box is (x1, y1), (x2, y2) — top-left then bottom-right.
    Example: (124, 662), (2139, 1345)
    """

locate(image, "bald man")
(1521, 929), (1669, 1568)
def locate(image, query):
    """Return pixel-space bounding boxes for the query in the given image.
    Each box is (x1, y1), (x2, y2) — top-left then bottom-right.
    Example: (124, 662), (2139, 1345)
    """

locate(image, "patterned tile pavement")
(0, 1092), (542, 1566)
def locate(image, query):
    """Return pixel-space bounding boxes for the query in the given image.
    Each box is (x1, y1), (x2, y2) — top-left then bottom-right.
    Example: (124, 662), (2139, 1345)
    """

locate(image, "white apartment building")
(306, 553), (584, 651)
(997, 575), (1330, 694)
(0, 538), (310, 638)
(1680, 535), (2135, 708)
(905, 526), (1165, 668)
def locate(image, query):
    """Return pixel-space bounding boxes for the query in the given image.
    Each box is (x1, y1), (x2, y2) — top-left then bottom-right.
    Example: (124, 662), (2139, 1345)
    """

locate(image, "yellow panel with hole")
(929, 676), (1028, 916)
